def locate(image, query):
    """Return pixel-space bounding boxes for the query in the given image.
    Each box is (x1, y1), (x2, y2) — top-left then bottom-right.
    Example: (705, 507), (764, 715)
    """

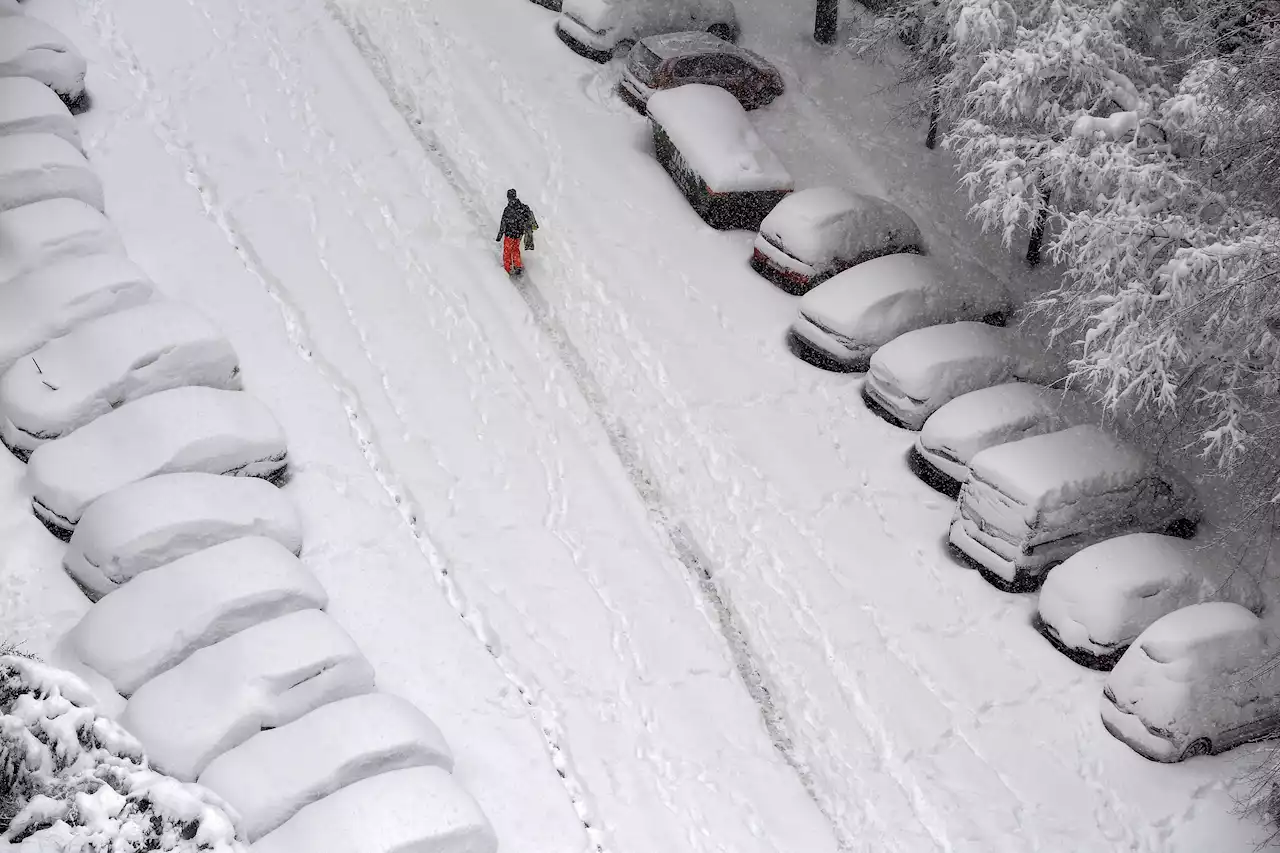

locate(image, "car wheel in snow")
(707, 23), (735, 41)
(612, 39), (636, 60)
(1165, 517), (1198, 539)
(980, 310), (1009, 327)
(1181, 738), (1212, 760)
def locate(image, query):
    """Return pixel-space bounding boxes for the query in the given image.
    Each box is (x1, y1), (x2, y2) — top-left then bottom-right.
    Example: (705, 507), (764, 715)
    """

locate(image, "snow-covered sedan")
(0, 301), (241, 458)
(0, 132), (102, 214)
(1035, 533), (1263, 669)
(0, 198), (123, 285)
(0, 16), (88, 107)
(0, 76), (81, 150)
(910, 381), (1095, 496)
(556, 0), (738, 63)
(862, 322), (1054, 430)
(27, 386), (288, 539)
(787, 254), (1009, 373)
(619, 32), (782, 113)
(751, 187), (922, 293)
(1102, 602), (1280, 762)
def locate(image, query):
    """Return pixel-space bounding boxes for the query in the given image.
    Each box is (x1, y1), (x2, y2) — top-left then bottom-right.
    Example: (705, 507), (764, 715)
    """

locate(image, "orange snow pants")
(502, 236), (523, 273)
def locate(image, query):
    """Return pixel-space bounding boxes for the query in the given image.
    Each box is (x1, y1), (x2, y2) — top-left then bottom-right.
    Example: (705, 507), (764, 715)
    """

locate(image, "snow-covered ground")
(2, 0), (1269, 850)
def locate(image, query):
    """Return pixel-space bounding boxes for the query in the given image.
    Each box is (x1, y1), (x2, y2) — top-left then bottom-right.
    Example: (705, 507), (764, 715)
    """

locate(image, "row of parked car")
(0, 10), (496, 851)
(534, 0), (1280, 767)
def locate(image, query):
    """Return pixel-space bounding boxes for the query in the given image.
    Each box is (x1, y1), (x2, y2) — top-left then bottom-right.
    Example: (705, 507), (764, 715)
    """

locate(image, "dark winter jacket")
(497, 200), (537, 240)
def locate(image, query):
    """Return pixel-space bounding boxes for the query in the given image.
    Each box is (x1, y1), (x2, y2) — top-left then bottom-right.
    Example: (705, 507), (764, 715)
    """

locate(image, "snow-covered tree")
(0, 653), (247, 851)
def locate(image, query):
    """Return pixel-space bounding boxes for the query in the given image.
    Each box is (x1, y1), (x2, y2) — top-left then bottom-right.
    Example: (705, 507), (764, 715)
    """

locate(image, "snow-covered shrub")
(0, 653), (247, 850)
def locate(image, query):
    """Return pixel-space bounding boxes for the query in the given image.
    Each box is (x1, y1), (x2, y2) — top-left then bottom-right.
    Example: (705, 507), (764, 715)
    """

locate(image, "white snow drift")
(251, 766), (496, 853)
(27, 386), (289, 537)
(0, 253), (153, 377)
(120, 608), (376, 781)
(0, 16), (87, 103)
(66, 536), (328, 694)
(0, 76), (81, 150)
(0, 132), (102, 214)
(0, 198), (122, 285)
(64, 472), (302, 598)
(0, 300), (241, 456)
(199, 693), (454, 841)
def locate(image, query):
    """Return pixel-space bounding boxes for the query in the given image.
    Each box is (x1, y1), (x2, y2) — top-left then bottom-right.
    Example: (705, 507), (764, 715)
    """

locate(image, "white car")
(0, 301), (242, 458)
(0, 16), (88, 106)
(556, 0), (738, 63)
(751, 187), (922, 293)
(862, 322), (1054, 430)
(910, 381), (1095, 496)
(0, 198), (122, 285)
(1036, 533), (1264, 669)
(0, 253), (153, 377)
(787, 253), (1010, 372)
(1102, 602), (1280, 762)
(27, 386), (288, 539)
(0, 132), (102, 214)
(0, 76), (81, 150)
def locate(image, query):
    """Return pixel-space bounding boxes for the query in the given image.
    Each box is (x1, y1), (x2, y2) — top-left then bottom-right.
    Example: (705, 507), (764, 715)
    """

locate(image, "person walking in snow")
(496, 188), (538, 276)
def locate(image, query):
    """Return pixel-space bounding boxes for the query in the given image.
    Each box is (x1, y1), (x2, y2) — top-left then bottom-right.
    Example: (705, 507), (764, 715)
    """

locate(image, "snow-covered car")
(909, 381), (1095, 496)
(251, 767), (496, 853)
(949, 424), (1201, 591)
(119, 608), (375, 781)
(66, 536), (328, 694)
(862, 322), (1054, 431)
(0, 132), (102, 214)
(0, 198), (122, 285)
(647, 84), (792, 229)
(0, 253), (153, 377)
(750, 187), (922, 293)
(0, 76), (81, 150)
(556, 0), (738, 63)
(64, 472), (303, 599)
(619, 32), (783, 113)
(1035, 533), (1264, 669)
(26, 386), (289, 539)
(198, 693), (454, 841)
(1101, 602), (1280, 762)
(787, 253), (1010, 372)
(0, 16), (88, 106)
(0, 301), (242, 458)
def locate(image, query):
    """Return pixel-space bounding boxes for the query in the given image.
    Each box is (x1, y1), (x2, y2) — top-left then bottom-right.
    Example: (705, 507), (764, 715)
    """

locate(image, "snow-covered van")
(647, 84), (792, 230)
(787, 253), (1009, 372)
(751, 187), (922, 293)
(1036, 533), (1263, 669)
(949, 425), (1200, 591)
(910, 381), (1095, 496)
(556, 0), (738, 63)
(1102, 602), (1280, 762)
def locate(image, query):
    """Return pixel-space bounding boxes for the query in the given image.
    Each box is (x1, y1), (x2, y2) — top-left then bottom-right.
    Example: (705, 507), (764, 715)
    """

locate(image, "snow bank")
(0, 198), (122, 285)
(120, 609), (376, 781)
(760, 187), (920, 266)
(0, 253), (153, 376)
(64, 472), (302, 597)
(647, 84), (792, 193)
(869, 322), (1045, 402)
(67, 536), (328, 694)
(0, 300), (241, 453)
(27, 386), (289, 535)
(0, 16), (88, 101)
(967, 425), (1155, 511)
(199, 693), (454, 840)
(0, 132), (103, 214)
(0, 76), (81, 150)
(251, 766), (496, 853)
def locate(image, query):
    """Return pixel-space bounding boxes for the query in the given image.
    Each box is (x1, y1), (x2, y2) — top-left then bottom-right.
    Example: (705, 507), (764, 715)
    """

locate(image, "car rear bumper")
(787, 320), (867, 373)
(906, 442), (963, 498)
(555, 19), (614, 63)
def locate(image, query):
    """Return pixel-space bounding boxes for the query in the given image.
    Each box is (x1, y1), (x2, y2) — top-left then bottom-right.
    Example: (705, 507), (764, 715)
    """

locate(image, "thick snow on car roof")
(647, 84), (792, 193)
(920, 381), (1093, 464)
(799, 252), (941, 332)
(643, 30), (729, 57)
(0, 16), (74, 55)
(967, 424), (1154, 510)
(869, 321), (1035, 400)
(0, 77), (79, 149)
(562, 0), (614, 29)
(762, 187), (917, 264)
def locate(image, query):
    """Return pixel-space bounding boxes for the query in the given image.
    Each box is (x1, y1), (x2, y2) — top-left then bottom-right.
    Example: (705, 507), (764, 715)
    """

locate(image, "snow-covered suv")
(556, 0), (739, 63)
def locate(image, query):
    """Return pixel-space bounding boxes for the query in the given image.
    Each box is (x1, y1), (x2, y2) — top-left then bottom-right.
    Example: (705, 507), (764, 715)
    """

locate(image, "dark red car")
(618, 31), (784, 113)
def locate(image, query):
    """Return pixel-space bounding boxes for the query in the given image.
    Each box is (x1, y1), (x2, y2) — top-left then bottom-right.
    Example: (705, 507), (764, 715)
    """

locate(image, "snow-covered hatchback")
(1102, 602), (1280, 762)
(619, 32), (782, 113)
(556, 0), (738, 63)
(787, 254), (1009, 373)
(949, 424), (1200, 591)
(910, 381), (1095, 496)
(862, 322), (1054, 431)
(751, 187), (922, 293)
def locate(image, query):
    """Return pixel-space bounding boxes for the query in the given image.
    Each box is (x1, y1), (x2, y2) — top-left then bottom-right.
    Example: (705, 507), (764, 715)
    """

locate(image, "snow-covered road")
(13, 0), (1267, 849)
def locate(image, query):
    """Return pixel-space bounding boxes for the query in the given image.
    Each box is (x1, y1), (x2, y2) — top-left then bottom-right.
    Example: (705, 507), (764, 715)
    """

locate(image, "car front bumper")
(750, 235), (817, 293)
(618, 77), (649, 113)
(1099, 694), (1179, 762)
(555, 18), (614, 63)
(906, 442), (964, 497)
(861, 378), (929, 430)
(1032, 612), (1127, 670)
(787, 318), (868, 373)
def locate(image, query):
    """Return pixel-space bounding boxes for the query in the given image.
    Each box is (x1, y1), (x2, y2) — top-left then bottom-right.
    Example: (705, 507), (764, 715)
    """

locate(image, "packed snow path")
(24, 0), (1268, 850)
